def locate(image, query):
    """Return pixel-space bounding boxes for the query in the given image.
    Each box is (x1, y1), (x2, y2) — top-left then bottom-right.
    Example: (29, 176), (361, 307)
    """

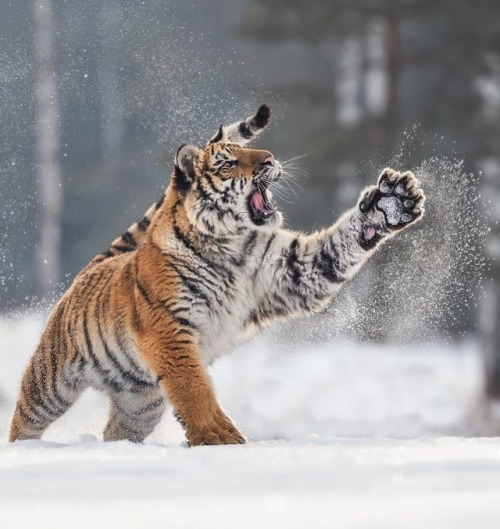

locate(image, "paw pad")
(377, 196), (403, 226)
(379, 181), (392, 194)
(363, 225), (377, 240)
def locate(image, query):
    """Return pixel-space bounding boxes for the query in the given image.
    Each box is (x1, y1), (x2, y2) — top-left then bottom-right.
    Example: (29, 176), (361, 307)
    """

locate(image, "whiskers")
(280, 151), (315, 165)
(259, 153), (311, 204)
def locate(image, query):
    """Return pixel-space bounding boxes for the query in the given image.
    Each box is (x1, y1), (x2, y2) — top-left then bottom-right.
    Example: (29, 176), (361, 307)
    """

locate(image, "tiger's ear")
(174, 144), (200, 193)
(208, 104), (271, 146)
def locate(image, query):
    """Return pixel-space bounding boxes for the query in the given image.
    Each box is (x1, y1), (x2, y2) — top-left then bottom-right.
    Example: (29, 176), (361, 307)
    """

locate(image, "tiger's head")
(171, 105), (284, 235)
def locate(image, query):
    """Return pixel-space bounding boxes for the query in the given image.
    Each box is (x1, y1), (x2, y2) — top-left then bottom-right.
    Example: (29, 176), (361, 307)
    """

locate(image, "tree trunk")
(99, 0), (124, 166)
(481, 281), (500, 399)
(479, 54), (500, 400)
(33, 0), (62, 302)
(481, 149), (500, 399)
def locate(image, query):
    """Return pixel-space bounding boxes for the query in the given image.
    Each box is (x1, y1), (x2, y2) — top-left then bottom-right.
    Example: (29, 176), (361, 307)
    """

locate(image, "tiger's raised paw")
(360, 167), (425, 230)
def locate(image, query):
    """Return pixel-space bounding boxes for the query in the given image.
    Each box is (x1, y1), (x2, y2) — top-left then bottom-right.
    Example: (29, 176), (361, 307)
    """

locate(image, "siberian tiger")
(10, 106), (425, 445)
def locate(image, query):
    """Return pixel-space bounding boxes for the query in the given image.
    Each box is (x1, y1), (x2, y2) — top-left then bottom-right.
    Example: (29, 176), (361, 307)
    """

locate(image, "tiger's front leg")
(136, 331), (245, 446)
(259, 168), (425, 322)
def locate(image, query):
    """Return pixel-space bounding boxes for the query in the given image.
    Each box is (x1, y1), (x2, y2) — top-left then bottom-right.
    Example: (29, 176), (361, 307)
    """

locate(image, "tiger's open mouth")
(248, 183), (277, 224)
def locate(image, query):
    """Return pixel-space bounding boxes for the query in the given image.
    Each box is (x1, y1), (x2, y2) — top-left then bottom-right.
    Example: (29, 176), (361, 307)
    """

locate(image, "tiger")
(9, 105), (425, 445)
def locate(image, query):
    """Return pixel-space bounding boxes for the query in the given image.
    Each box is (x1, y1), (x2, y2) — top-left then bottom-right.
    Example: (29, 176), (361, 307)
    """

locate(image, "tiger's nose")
(263, 155), (275, 167)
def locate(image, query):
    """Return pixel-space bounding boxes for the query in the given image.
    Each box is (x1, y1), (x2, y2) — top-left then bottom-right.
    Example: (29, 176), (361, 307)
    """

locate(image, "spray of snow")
(118, 6), (273, 149)
(299, 129), (491, 345)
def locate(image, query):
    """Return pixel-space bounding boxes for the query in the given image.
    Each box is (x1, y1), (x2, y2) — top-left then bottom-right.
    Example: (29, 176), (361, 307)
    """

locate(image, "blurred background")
(1, 0), (500, 440)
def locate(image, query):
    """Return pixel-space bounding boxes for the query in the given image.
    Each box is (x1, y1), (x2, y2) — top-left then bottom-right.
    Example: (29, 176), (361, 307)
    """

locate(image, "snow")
(2, 438), (500, 528)
(1, 313), (499, 528)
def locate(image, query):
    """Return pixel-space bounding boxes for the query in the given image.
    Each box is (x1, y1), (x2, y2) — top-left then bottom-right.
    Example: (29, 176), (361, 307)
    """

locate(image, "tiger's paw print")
(360, 168), (425, 231)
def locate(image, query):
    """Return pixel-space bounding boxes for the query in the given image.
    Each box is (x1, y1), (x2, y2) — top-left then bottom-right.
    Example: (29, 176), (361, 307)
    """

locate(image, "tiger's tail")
(208, 104), (271, 146)
(83, 193), (165, 271)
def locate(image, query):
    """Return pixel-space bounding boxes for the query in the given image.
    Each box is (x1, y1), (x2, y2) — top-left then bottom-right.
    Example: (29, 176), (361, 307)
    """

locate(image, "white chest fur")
(197, 269), (263, 365)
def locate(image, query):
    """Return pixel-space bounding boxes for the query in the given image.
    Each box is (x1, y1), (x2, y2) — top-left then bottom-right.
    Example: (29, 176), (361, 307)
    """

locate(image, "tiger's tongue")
(251, 190), (273, 214)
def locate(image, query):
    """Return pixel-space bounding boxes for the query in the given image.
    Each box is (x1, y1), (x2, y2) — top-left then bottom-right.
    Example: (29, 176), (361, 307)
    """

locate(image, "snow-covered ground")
(1, 313), (499, 528)
(2, 437), (500, 529)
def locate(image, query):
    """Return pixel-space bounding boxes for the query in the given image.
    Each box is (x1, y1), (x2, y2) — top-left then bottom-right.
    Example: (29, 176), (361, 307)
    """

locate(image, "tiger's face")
(174, 142), (283, 235)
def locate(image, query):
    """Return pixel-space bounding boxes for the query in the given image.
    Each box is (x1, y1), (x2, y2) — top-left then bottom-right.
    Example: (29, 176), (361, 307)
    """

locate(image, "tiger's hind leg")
(9, 302), (87, 442)
(9, 352), (85, 442)
(103, 388), (166, 443)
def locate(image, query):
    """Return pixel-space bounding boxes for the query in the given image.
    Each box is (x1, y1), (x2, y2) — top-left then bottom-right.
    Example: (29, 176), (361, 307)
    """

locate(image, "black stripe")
(95, 292), (151, 388)
(204, 172), (223, 194)
(122, 230), (136, 247)
(141, 396), (165, 414)
(167, 339), (194, 346)
(179, 275), (210, 304)
(261, 234), (276, 261)
(251, 104), (271, 128)
(25, 356), (53, 417)
(95, 313), (155, 390)
(231, 231), (257, 267)
(209, 124), (224, 144)
(196, 179), (212, 202)
(173, 223), (231, 279)
(169, 263), (218, 305)
(82, 312), (124, 393)
(155, 194), (165, 210)
(135, 261), (201, 331)
(114, 323), (150, 376)
(138, 216), (151, 232)
(111, 244), (132, 253)
(239, 121), (252, 139)
(50, 304), (72, 409)
(136, 279), (153, 306)
(174, 316), (198, 330)
(18, 404), (44, 426)
(286, 238), (302, 285)
(22, 394), (51, 423)
(316, 247), (343, 283)
(35, 339), (62, 415)
(25, 363), (59, 420)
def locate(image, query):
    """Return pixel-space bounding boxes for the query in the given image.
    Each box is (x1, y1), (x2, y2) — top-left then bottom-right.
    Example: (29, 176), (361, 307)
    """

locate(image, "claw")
(379, 168), (396, 181)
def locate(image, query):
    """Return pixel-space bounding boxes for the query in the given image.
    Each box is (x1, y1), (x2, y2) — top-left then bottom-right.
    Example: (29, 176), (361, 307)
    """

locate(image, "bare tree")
(33, 0), (62, 301)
